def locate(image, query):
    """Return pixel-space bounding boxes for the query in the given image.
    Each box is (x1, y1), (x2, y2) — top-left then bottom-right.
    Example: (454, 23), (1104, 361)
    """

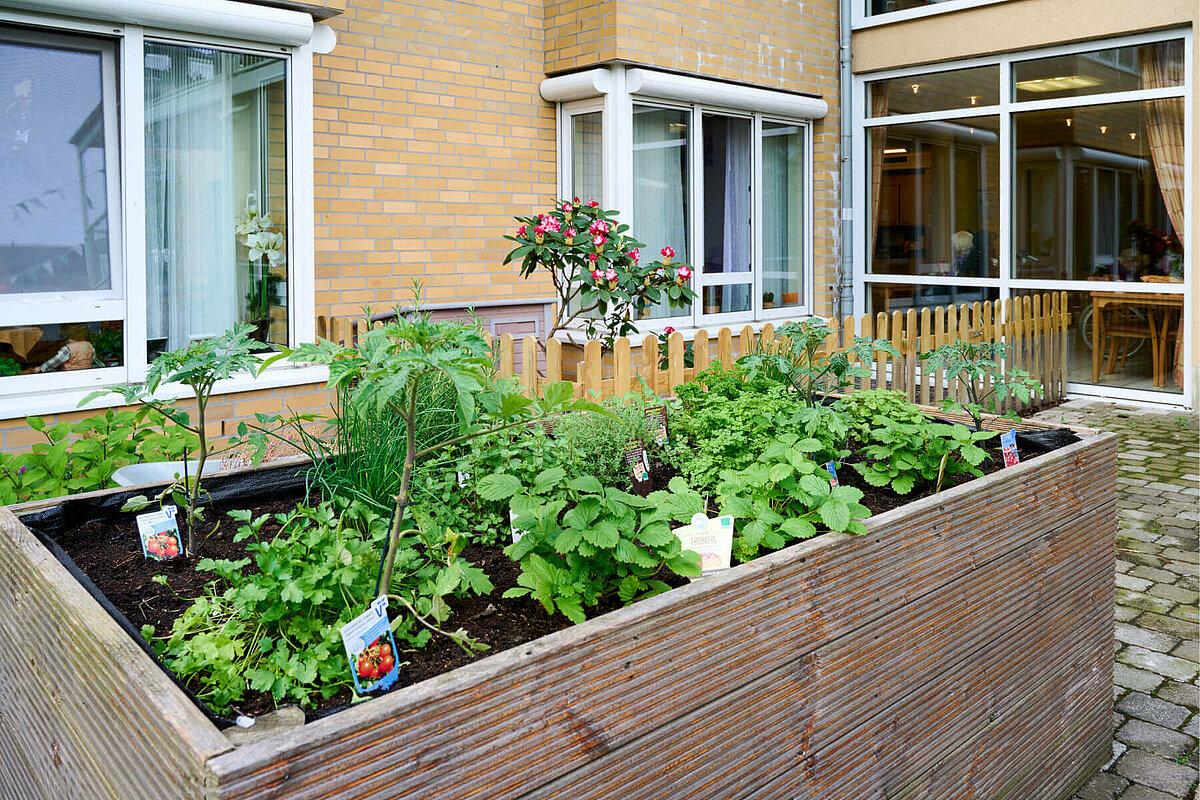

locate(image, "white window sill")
(0, 363), (329, 422)
(551, 312), (823, 346)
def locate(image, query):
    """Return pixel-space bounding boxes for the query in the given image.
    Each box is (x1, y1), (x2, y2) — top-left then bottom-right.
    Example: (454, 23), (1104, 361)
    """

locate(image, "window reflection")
(867, 283), (998, 316)
(868, 116), (999, 278)
(1014, 99), (1184, 282)
(1013, 40), (1184, 102)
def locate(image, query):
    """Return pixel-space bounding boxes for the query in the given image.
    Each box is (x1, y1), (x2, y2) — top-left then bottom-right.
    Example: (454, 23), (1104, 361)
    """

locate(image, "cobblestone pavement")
(1031, 400), (1199, 800)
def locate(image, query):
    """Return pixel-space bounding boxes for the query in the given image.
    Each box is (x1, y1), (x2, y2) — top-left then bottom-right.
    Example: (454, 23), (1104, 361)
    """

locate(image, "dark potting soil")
(41, 424), (1071, 723)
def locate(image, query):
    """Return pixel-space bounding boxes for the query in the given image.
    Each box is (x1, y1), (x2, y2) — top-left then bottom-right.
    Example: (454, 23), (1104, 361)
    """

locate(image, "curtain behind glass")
(633, 106), (690, 320)
(144, 43), (287, 352)
(1139, 42), (1185, 246)
(761, 122), (805, 308)
(571, 112), (603, 204)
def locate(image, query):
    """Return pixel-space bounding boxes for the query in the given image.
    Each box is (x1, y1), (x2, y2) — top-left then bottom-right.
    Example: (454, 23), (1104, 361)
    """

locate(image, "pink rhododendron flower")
(664, 326), (676, 335)
(516, 224), (526, 237)
(605, 269), (618, 281)
(560, 202), (572, 212)
(592, 234), (606, 247)
(676, 264), (692, 284)
(588, 219), (609, 235)
(591, 268), (603, 282)
(627, 248), (640, 264)
(660, 246), (675, 260)
(542, 216), (561, 233)
(573, 196), (580, 203)
(588, 253), (599, 264)
(565, 228), (577, 238)
(586, 199), (599, 208)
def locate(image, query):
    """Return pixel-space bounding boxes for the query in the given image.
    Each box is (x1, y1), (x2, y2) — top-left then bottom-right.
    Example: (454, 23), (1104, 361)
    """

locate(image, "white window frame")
(852, 0), (1009, 31)
(551, 66), (819, 334)
(852, 29), (1194, 406)
(0, 7), (320, 419)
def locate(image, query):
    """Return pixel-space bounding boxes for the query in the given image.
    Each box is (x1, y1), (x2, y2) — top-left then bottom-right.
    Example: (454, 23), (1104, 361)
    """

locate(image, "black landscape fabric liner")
(20, 461), (310, 730)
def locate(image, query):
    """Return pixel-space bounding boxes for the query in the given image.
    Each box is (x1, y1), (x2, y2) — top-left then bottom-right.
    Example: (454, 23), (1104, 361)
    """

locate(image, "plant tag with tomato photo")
(674, 513), (734, 577)
(340, 596), (400, 694)
(644, 405), (669, 446)
(135, 505), (182, 561)
(1001, 429), (1020, 467)
(824, 461), (839, 488)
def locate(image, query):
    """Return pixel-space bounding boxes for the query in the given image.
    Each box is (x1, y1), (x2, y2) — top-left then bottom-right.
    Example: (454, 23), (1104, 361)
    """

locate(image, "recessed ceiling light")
(1015, 75), (1103, 93)
(910, 83), (920, 94)
(883, 147), (908, 154)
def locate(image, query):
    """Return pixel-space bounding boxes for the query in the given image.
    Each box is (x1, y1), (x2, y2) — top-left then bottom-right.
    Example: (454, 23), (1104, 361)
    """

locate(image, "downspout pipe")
(836, 0), (855, 327)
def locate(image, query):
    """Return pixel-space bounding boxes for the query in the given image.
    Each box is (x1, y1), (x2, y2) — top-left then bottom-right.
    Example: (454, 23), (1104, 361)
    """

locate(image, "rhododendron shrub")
(504, 199), (696, 346)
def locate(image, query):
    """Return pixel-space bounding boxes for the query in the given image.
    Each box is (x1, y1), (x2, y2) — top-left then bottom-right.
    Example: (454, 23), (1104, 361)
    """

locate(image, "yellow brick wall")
(311, 0), (558, 318)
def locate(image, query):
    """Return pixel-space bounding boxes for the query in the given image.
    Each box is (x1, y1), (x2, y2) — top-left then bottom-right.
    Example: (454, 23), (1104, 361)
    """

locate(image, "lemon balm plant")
(504, 198), (696, 347)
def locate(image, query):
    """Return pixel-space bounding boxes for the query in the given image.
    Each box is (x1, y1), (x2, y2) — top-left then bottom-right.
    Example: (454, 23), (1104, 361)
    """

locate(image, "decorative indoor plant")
(235, 201), (286, 344)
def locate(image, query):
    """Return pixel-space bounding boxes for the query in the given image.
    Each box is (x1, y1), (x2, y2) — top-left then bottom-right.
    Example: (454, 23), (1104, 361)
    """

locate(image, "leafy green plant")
(920, 340), (1041, 431)
(833, 389), (931, 442)
(667, 388), (804, 491)
(86, 325), (266, 556)
(738, 318), (898, 405)
(656, 326), (694, 370)
(0, 356), (19, 377)
(674, 362), (780, 409)
(146, 501), (492, 713)
(0, 409), (196, 506)
(853, 419), (994, 495)
(715, 433), (871, 561)
(479, 469), (701, 622)
(90, 326), (123, 364)
(549, 393), (659, 491)
(504, 199), (696, 346)
(286, 290), (603, 599)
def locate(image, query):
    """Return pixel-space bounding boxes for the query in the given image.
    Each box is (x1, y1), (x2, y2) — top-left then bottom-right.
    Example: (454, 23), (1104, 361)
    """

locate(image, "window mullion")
(690, 105), (703, 328)
(752, 114), (763, 318)
(998, 55), (1012, 315)
(122, 25), (149, 384)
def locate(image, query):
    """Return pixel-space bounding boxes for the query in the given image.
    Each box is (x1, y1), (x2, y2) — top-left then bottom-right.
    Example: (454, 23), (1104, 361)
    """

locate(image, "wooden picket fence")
(317, 292), (1069, 412)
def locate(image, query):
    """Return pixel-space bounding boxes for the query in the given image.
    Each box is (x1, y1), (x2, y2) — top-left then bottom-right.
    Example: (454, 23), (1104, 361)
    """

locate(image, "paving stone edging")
(1034, 401), (1199, 800)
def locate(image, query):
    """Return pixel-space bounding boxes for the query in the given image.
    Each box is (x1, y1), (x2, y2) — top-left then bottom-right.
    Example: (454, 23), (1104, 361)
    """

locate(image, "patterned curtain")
(1138, 41), (1186, 388)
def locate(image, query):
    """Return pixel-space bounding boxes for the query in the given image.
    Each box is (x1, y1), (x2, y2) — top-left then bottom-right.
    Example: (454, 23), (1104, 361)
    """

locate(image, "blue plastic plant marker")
(339, 596), (400, 694)
(1001, 429), (1020, 467)
(824, 461), (839, 488)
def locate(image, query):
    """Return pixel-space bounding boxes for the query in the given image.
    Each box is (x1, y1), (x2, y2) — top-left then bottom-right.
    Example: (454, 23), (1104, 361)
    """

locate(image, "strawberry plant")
(477, 468), (701, 622)
(853, 419), (994, 495)
(714, 433), (871, 561)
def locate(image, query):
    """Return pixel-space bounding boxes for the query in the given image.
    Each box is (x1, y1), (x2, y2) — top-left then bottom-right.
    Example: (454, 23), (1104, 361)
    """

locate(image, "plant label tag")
(509, 508), (527, 544)
(135, 505), (182, 561)
(456, 470), (471, 488)
(644, 405), (669, 446)
(625, 443), (652, 495)
(340, 596), (400, 694)
(1001, 429), (1020, 467)
(674, 513), (734, 576)
(824, 461), (839, 488)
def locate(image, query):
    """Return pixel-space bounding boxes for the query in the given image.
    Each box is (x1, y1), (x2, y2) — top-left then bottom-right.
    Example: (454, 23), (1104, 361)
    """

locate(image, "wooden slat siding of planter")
(0, 508), (233, 800)
(200, 431), (1115, 800)
(523, 505), (1114, 800)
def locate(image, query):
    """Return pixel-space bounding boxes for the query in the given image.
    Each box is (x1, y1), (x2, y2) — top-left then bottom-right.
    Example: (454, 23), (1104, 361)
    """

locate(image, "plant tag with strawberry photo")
(673, 513), (734, 577)
(644, 405), (669, 446)
(1001, 429), (1020, 467)
(340, 596), (400, 694)
(135, 506), (182, 561)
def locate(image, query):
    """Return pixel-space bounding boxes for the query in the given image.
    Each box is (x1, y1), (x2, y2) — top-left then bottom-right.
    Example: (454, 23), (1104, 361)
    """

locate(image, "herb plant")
(853, 419), (994, 495)
(0, 409), (196, 505)
(715, 433), (871, 561)
(147, 501), (492, 713)
(920, 341), (1041, 430)
(86, 324), (266, 556)
(833, 389), (931, 442)
(550, 393), (659, 491)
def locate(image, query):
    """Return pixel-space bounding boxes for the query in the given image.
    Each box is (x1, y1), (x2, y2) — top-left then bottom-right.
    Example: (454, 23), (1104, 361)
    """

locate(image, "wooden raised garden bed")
(0, 423), (1117, 800)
